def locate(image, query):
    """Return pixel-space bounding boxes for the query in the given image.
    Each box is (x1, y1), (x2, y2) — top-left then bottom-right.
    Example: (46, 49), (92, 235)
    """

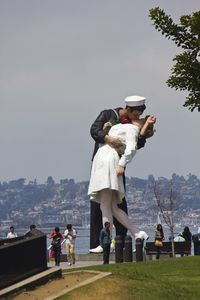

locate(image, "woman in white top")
(88, 114), (156, 239)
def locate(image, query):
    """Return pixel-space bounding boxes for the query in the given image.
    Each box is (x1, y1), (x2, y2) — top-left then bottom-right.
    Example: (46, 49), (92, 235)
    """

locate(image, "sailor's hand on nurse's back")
(104, 135), (123, 149)
(116, 165), (125, 176)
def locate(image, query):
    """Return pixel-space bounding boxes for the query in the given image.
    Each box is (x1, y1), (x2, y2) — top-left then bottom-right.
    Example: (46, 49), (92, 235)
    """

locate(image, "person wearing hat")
(89, 95), (155, 250)
(89, 96), (156, 248)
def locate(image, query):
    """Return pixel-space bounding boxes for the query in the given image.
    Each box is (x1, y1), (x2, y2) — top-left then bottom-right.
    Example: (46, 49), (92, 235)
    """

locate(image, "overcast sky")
(0, 0), (199, 184)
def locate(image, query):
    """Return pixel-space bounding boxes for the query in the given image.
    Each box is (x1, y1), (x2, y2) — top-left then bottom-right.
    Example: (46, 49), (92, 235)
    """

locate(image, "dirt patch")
(60, 275), (132, 300)
(12, 271), (97, 300)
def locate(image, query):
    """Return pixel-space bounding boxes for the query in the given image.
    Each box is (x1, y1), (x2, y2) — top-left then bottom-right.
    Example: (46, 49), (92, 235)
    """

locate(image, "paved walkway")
(48, 260), (114, 269)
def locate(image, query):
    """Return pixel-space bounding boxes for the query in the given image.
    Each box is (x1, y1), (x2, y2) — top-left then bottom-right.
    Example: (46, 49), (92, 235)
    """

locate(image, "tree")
(9, 178), (26, 189)
(151, 177), (179, 257)
(46, 176), (55, 186)
(149, 7), (200, 111)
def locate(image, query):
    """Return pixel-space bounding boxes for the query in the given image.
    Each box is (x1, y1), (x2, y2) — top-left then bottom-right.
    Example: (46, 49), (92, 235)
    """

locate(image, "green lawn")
(60, 256), (200, 300)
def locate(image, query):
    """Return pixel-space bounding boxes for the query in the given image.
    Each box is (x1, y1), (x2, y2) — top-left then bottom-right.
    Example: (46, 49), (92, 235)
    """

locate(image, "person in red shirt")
(50, 227), (63, 266)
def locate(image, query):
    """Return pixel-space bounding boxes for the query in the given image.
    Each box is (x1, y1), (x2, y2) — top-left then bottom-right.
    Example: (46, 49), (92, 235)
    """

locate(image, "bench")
(144, 241), (191, 259)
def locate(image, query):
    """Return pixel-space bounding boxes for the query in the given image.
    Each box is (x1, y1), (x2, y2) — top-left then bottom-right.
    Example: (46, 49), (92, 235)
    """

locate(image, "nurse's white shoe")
(89, 245), (103, 253)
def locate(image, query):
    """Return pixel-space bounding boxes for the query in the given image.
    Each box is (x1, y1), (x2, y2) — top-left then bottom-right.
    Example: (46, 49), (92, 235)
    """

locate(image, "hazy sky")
(0, 0), (199, 184)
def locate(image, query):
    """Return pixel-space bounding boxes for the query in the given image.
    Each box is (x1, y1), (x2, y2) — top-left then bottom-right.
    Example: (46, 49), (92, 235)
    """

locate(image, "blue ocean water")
(0, 227), (90, 254)
(46, 226), (198, 254)
(2, 226), (198, 254)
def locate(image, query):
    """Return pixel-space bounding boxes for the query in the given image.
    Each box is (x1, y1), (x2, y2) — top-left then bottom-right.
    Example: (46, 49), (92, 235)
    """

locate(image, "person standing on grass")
(100, 221), (111, 264)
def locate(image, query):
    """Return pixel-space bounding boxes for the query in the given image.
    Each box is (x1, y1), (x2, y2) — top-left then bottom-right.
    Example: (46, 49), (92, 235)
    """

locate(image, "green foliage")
(149, 7), (200, 111)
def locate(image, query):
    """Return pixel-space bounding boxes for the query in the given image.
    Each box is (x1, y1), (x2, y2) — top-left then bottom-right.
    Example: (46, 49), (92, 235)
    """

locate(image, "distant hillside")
(0, 173), (200, 229)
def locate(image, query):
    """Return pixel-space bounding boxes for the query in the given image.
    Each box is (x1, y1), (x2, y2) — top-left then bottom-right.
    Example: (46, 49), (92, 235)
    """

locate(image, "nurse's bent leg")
(111, 192), (137, 238)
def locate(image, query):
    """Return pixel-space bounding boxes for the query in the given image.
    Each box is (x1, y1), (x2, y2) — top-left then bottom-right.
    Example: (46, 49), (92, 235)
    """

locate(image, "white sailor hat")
(124, 95), (146, 107)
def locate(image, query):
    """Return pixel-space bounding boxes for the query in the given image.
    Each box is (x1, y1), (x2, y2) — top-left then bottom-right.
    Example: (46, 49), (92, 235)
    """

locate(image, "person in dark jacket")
(90, 95), (155, 249)
(99, 221), (111, 264)
(182, 226), (192, 243)
(181, 226), (192, 255)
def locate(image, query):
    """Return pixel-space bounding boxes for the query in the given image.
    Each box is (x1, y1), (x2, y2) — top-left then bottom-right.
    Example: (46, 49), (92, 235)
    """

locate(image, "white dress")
(88, 123), (139, 203)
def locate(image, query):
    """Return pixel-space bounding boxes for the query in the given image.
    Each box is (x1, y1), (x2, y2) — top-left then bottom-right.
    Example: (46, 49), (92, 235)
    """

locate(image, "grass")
(59, 256), (200, 300)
